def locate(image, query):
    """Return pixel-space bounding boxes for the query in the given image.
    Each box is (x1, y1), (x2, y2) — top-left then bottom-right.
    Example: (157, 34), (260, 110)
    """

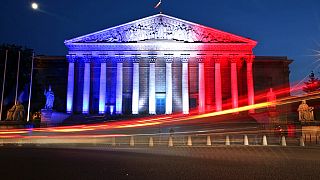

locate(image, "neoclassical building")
(64, 14), (259, 115)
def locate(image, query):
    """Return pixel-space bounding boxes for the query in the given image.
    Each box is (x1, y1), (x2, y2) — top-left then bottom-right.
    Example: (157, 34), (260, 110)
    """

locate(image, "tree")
(303, 71), (320, 93)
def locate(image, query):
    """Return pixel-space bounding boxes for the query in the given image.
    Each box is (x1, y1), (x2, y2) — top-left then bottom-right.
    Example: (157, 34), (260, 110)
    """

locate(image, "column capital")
(148, 56), (156, 63)
(116, 56), (125, 63)
(66, 55), (77, 63)
(228, 55), (241, 64)
(98, 55), (110, 63)
(82, 55), (92, 63)
(131, 56), (141, 63)
(164, 56), (173, 63)
(196, 57), (205, 63)
(243, 55), (255, 63)
(181, 56), (189, 63)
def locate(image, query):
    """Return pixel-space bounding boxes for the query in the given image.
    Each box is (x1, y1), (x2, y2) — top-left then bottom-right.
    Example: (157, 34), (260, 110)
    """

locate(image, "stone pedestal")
(41, 109), (53, 123)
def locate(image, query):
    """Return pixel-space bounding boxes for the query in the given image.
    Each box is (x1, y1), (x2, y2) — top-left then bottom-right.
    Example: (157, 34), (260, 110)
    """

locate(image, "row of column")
(66, 55), (255, 114)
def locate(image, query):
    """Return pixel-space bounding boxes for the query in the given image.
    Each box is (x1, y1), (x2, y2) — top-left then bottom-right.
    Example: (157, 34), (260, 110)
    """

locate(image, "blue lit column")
(116, 57), (123, 114)
(149, 57), (156, 114)
(99, 56), (108, 114)
(198, 57), (205, 113)
(66, 55), (75, 113)
(132, 56), (140, 114)
(82, 56), (91, 114)
(181, 56), (189, 114)
(165, 56), (173, 114)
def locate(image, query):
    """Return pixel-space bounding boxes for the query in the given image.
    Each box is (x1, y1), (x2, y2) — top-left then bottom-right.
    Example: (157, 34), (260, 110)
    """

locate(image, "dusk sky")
(1, 0), (320, 85)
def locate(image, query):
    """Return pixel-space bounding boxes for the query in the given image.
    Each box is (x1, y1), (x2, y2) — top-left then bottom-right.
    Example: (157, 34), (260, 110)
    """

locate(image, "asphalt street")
(0, 146), (319, 180)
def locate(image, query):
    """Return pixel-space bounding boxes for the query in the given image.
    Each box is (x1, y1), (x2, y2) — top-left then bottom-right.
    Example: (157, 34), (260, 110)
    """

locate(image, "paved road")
(0, 146), (319, 180)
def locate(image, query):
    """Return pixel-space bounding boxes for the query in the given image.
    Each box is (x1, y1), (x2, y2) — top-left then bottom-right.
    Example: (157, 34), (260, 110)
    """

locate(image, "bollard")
(300, 136), (305, 147)
(0, 139), (3, 146)
(262, 135), (268, 146)
(206, 135), (212, 146)
(168, 136), (173, 147)
(111, 137), (116, 146)
(281, 136), (287, 146)
(17, 139), (23, 147)
(244, 135), (249, 146)
(129, 136), (134, 147)
(225, 135), (230, 146)
(149, 137), (154, 147)
(187, 135), (192, 146)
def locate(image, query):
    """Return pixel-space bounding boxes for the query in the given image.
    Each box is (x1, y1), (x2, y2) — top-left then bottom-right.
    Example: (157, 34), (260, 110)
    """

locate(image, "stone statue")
(44, 85), (54, 109)
(297, 100), (314, 122)
(6, 101), (25, 121)
(266, 88), (276, 109)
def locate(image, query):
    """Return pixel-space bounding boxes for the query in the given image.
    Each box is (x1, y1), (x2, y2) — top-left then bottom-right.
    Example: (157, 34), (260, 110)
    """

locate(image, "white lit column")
(98, 56), (107, 114)
(198, 57), (205, 113)
(246, 56), (255, 113)
(66, 55), (75, 113)
(165, 56), (173, 114)
(116, 57), (123, 114)
(181, 57), (189, 114)
(149, 57), (156, 114)
(215, 57), (222, 111)
(132, 56), (140, 114)
(230, 57), (239, 109)
(82, 56), (91, 114)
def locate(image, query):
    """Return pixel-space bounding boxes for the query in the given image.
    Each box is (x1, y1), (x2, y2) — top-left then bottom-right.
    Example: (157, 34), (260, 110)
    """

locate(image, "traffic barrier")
(206, 136), (212, 146)
(225, 135), (230, 146)
(168, 136), (173, 147)
(129, 136), (134, 147)
(149, 137), (154, 147)
(300, 136), (305, 147)
(281, 136), (287, 146)
(244, 135), (249, 146)
(187, 135), (192, 146)
(262, 135), (268, 146)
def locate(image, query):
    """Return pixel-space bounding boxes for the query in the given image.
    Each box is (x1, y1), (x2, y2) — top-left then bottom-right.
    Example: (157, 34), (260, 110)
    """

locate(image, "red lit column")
(246, 56), (255, 113)
(230, 57), (238, 109)
(198, 57), (205, 113)
(214, 57), (222, 111)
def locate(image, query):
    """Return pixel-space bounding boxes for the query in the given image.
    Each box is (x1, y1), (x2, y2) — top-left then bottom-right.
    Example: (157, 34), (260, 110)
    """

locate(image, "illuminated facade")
(64, 14), (258, 115)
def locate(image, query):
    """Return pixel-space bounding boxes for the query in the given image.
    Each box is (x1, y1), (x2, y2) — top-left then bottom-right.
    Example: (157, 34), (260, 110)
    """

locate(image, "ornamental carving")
(67, 14), (251, 44)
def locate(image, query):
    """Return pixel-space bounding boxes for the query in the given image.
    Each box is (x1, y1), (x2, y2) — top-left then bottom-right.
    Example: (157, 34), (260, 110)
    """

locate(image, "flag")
(154, 0), (161, 9)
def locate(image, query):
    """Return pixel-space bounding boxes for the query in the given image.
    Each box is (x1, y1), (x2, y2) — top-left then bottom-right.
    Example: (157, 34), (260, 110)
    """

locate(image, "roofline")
(64, 13), (257, 45)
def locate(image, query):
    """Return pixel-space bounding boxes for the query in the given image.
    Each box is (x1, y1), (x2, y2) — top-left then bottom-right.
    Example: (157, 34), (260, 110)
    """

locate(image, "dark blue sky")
(1, 0), (320, 84)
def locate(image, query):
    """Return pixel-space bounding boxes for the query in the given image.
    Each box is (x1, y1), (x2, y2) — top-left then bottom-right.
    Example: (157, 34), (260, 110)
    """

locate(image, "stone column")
(132, 56), (140, 115)
(82, 55), (91, 114)
(99, 56), (107, 114)
(246, 56), (255, 113)
(116, 57), (124, 114)
(181, 56), (189, 114)
(230, 56), (239, 109)
(214, 57), (222, 111)
(198, 57), (205, 113)
(149, 56), (156, 114)
(165, 56), (173, 114)
(66, 55), (75, 113)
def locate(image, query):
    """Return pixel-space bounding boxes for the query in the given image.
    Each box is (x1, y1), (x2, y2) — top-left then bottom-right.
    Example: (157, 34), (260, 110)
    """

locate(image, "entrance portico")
(65, 14), (257, 115)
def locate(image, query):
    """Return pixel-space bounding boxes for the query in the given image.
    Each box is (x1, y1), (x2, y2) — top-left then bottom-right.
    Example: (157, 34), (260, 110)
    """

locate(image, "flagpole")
(0, 50), (8, 121)
(15, 51), (21, 105)
(27, 53), (35, 122)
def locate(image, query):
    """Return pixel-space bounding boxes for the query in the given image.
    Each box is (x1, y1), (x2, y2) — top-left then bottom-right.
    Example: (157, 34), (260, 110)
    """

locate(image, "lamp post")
(0, 50), (8, 121)
(27, 53), (35, 122)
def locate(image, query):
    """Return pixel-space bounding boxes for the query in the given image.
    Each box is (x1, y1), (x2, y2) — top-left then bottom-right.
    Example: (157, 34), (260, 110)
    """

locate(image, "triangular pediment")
(65, 14), (256, 45)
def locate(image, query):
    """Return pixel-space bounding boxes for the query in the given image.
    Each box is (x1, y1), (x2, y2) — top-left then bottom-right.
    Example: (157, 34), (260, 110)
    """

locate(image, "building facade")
(64, 14), (285, 115)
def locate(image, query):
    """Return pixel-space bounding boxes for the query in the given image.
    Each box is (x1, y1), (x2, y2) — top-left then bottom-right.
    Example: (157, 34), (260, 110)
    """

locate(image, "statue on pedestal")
(297, 100), (314, 122)
(44, 85), (54, 109)
(6, 101), (25, 121)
